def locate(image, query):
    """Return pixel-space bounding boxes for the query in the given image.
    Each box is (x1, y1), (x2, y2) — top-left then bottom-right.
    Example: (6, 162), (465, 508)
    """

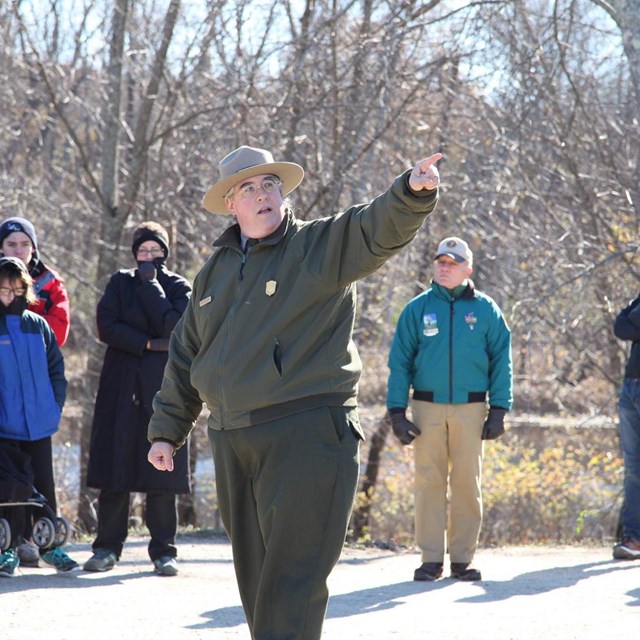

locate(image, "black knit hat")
(0, 217), (39, 261)
(131, 222), (170, 258)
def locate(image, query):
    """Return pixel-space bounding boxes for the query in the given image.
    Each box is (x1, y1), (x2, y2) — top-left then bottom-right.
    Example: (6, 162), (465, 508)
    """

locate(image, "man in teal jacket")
(147, 145), (441, 640)
(387, 236), (512, 582)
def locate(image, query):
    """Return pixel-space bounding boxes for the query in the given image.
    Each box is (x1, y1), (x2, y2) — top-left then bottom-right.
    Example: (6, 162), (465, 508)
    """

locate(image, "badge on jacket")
(265, 280), (277, 296)
(465, 313), (477, 330)
(423, 313), (438, 336)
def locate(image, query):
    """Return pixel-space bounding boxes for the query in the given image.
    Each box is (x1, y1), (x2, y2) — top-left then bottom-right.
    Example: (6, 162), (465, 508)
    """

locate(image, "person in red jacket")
(0, 217), (71, 566)
(0, 217), (70, 348)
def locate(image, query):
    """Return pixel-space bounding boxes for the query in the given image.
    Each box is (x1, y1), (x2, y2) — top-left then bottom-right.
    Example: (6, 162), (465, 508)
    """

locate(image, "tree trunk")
(76, 0), (130, 531)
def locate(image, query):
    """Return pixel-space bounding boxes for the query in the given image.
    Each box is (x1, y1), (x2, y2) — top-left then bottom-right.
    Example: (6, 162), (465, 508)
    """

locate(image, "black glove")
(147, 338), (170, 351)
(389, 409), (421, 445)
(137, 261), (157, 282)
(481, 408), (507, 440)
(153, 260), (170, 286)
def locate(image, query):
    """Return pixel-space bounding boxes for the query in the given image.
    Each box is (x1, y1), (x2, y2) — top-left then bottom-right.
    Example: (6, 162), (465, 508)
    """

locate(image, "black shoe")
(17, 542), (40, 567)
(83, 549), (117, 572)
(613, 537), (640, 560)
(153, 556), (179, 576)
(413, 562), (443, 581)
(450, 562), (482, 581)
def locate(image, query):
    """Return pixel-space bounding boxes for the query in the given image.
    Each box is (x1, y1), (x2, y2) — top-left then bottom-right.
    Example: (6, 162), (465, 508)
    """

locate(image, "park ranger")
(147, 144), (441, 640)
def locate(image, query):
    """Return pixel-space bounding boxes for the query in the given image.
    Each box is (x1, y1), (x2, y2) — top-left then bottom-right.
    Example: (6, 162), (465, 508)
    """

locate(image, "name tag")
(199, 296), (212, 307)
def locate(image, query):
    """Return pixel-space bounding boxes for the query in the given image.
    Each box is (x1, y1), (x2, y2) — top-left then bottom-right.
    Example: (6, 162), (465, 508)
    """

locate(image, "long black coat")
(87, 263), (192, 493)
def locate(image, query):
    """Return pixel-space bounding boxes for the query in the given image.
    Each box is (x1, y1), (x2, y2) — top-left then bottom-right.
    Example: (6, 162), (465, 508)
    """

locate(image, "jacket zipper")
(239, 252), (247, 281)
(219, 248), (247, 427)
(449, 300), (454, 403)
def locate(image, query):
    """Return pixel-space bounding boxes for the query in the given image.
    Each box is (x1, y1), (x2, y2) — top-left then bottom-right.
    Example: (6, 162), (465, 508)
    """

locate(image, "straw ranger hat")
(202, 146), (305, 214)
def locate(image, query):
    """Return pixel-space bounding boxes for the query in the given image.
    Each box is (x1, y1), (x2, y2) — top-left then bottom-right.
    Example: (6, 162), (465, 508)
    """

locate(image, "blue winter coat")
(0, 310), (66, 441)
(387, 281), (512, 410)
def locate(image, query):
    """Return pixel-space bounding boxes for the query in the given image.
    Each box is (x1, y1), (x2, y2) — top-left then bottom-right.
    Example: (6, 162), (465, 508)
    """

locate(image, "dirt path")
(2, 534), (639, 639)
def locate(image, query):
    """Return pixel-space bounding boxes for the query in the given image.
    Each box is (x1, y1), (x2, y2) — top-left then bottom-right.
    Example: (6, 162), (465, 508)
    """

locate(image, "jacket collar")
(213, 210), (293, 251)
(431, 279), (476, 301)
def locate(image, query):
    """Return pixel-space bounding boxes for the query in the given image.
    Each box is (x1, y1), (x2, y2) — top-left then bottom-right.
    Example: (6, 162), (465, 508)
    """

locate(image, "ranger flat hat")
(202, 146), (304, 215)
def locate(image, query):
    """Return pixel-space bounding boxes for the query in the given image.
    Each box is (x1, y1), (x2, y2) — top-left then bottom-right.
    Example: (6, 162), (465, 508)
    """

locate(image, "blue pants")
(618, 378), (640, 540)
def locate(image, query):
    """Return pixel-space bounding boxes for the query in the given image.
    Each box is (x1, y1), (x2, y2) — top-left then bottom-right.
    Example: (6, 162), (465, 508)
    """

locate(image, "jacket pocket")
(328, 406), (364, 442)
(272, 336), (283, 378)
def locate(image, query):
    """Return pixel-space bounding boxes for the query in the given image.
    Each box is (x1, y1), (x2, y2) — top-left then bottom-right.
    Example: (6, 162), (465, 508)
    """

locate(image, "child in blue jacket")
(0, 256), (79, 576)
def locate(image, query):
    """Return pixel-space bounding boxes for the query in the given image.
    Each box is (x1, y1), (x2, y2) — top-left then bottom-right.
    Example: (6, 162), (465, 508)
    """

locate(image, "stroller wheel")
(53, 516), (71, 547)
(32, 517), (56, 548)
(0, 518), (11, 551)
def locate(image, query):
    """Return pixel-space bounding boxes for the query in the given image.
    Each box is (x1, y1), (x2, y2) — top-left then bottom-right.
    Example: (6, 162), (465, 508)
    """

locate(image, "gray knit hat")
(0, 217), (39, 261)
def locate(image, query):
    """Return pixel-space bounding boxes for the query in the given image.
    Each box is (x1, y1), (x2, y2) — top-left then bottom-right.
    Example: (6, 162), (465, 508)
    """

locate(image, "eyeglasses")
(0, 286), (27, 297)
(136, 247), (165, 257)
(227, 176), (282, 200)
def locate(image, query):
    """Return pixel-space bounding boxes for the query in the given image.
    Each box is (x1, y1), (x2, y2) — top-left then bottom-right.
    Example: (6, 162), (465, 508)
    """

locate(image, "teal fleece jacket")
(387, 280), (513, 410)
(148, 172), (438, 447)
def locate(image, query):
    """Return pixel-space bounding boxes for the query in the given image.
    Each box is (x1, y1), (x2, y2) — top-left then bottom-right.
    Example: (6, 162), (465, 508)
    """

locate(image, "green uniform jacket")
(387, 281), (513, 410)
(149, 171), (438, 447)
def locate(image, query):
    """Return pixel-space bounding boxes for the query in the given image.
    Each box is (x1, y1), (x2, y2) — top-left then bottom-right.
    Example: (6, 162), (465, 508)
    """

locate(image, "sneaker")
(17, 541), (40, 567)
(413, 562), (443, 581)
(83, 548), (117, 573)
(450, 562), (482, 581)
(0, 548), (20, 578)
(613, 537), (640, 560)
(153, 556), (179, 576)
(40, 547), (80, 573)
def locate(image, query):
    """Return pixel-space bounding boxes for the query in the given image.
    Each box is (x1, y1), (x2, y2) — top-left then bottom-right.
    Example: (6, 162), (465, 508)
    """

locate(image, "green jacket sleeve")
(147, 285), (204, 449)
(306, 172), (438, 287)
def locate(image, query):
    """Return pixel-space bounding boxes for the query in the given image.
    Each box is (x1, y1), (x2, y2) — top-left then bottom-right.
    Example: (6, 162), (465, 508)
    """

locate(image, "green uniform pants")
(411, 400), (487, 564)
(209, 406), (361, 640)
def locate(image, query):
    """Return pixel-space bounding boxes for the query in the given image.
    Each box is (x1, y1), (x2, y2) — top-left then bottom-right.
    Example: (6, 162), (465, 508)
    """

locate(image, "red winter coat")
(28, 259), (70, 347)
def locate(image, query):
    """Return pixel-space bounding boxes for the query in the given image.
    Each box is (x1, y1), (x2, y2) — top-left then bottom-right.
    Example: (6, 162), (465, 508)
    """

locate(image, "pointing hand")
(409, 153), (442, 192)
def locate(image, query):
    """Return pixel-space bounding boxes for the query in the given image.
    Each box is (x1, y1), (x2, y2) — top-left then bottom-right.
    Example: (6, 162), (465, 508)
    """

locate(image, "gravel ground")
(2, 534), (639, 639)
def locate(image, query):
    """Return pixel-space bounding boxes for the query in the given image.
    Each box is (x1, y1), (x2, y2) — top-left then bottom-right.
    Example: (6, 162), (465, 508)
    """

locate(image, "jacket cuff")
(388, 407), (407, 414)
(151, 437), (177, 447)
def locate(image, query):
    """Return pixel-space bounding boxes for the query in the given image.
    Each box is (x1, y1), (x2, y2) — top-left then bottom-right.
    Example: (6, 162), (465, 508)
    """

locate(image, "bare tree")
(2, 0), (638, 537)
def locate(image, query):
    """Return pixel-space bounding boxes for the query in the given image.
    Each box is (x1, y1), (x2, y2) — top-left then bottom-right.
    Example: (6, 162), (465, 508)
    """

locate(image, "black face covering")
(135, 257), (166, 270)
(0, 296), (28, 316)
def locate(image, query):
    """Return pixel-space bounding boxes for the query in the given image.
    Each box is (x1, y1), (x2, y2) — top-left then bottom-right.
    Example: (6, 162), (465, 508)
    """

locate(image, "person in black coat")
(84, 222), (192, 576)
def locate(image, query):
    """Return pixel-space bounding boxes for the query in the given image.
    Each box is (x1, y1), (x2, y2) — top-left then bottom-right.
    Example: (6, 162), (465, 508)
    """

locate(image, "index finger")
(417, 152), (443, 170)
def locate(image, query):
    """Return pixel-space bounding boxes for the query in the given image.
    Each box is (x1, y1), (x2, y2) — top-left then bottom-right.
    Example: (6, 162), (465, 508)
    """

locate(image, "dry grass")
(350, 416), (623, 547)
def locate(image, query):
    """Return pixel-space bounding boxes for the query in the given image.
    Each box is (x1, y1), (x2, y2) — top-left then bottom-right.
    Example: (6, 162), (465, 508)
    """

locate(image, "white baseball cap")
(435, 237), (472, 263)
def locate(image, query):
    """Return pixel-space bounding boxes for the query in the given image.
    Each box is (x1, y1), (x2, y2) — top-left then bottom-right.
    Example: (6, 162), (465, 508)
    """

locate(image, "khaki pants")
(411, 401), (487, 564)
